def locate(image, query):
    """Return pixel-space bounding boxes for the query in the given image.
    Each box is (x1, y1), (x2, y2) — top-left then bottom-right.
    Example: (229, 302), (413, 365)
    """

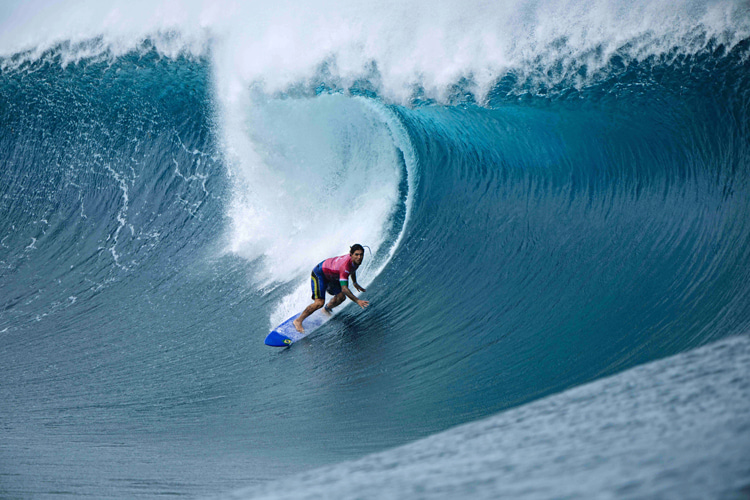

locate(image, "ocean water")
(1, 1), (749, 498)
(226, 335), (750, 500)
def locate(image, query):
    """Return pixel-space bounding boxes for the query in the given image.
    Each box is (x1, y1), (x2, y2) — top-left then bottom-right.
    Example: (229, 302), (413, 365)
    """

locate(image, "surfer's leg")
(326, 292), (345, 312)
(294, 298), (324, 332)
(324, 281), (343, 313)
(295, 265), (327, 332)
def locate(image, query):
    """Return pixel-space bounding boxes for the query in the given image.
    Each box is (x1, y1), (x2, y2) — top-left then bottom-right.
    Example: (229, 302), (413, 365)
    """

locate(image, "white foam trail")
(258, 97), (416, 326)
(216, 87), (410, 324)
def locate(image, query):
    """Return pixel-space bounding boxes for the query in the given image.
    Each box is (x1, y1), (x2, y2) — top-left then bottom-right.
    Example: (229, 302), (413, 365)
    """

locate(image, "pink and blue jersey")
(310, 254), (359, 300)
(321, 254), (358, 286)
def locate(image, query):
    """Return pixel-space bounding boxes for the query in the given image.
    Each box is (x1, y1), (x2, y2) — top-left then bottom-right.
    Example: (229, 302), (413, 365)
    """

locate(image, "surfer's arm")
(341, 284), (369, 309)
(351, 271), (366, 292)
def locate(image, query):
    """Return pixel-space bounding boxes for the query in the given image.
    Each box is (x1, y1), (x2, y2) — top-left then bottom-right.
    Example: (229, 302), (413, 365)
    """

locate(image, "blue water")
(1, 2), (750, 498)
(230, 335), (750, 500)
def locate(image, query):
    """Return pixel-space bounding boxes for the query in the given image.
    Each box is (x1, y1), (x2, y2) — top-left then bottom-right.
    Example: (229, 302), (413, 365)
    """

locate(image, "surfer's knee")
(312, 298), (325, 308)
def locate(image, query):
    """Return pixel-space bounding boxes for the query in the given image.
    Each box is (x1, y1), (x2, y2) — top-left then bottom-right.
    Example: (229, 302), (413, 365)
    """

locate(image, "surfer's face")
(351, 250), (364, 266)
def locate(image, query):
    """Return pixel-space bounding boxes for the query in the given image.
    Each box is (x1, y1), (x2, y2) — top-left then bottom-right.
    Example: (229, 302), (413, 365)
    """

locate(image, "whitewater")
(1, 0), (749, 498)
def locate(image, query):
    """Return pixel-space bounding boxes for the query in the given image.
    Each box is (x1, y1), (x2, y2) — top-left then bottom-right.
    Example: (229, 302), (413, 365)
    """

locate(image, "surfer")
(293, 244), (369, 333)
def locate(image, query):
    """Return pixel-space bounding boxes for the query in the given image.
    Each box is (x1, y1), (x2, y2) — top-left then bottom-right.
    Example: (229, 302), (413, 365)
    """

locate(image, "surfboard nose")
(264, 330), (293, 347)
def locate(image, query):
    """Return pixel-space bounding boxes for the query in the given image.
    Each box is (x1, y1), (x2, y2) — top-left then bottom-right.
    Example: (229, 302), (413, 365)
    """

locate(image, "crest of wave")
(2, 0), (748, 102)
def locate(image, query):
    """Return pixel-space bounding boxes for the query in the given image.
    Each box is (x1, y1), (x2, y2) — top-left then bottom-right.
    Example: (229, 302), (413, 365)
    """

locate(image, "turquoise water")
(230, 335), (750, 500)
(1, 1), (749, 498)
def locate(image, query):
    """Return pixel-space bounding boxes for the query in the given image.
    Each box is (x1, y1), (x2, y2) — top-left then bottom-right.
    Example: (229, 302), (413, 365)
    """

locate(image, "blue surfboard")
(264, 308), (330, 347)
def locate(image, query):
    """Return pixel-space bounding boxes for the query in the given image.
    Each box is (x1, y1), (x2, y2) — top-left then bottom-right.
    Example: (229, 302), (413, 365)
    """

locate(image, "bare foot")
(292, 318), (305, 333)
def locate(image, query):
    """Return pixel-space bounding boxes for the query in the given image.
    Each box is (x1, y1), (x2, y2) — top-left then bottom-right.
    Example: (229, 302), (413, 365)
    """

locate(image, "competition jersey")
(321, 254), (358, 285)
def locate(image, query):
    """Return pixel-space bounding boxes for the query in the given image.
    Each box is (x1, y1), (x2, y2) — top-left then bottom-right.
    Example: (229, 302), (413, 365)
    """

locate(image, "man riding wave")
(293, 244), (369, 333)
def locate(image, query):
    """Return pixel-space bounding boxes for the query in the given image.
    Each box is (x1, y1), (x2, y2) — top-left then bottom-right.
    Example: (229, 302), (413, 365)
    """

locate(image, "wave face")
(2, 1), (750, 498)
(381, 49), (750, 420)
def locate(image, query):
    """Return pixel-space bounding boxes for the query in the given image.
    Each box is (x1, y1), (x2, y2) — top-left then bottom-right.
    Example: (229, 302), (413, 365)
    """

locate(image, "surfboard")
(264, 308), (330, 347)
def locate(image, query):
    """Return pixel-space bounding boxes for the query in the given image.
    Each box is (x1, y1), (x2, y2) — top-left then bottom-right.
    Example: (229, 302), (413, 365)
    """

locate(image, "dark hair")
(350, 244), (365, 255)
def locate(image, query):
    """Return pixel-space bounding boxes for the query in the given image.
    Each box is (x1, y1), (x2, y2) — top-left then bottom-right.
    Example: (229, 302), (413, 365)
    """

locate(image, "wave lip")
(3, 1), (749, 103)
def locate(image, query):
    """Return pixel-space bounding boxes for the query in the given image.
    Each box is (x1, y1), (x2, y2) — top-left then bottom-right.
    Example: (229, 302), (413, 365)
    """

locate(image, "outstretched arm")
(351, 271), (366, 293)
(341, 285), (369, 309)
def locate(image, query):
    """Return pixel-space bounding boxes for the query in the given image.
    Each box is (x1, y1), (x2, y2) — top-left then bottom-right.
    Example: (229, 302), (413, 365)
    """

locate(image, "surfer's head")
(350, 244), (365, 266)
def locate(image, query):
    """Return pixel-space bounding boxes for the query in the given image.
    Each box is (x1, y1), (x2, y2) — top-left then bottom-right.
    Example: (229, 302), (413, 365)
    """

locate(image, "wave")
(218, 91), (414, 324)
(372, 43), (750, 422)
(1, 1), (750, 498)
(3, 1), (749, 101)
(229, 335), (750, 500)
